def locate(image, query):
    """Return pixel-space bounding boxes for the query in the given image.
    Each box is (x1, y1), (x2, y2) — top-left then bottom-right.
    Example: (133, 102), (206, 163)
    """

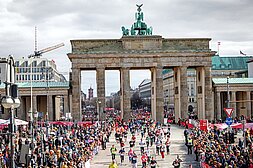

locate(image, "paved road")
(91, 124), (200, 168)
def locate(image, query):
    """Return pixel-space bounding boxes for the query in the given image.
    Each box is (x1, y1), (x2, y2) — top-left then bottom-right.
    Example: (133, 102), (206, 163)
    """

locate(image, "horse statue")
(121, 26), (129, 36)
(131, 26), (136, 35)
(146, 27), (153, 35)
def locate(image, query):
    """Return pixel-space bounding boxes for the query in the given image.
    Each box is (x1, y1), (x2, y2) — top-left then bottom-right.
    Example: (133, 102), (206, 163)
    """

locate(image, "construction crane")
(28, 27), (64, 58)
(28, 43), (64, 58)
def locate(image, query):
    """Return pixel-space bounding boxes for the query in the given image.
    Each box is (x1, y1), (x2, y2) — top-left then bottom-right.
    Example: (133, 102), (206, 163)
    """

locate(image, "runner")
(150, 156), (157, 168)
(118, 147), (125, 165)
(141, 152), (148, 168)
(110, 144), (117, 160)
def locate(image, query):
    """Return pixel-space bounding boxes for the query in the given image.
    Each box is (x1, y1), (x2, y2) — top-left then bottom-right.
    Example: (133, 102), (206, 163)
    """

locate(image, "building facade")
(15, 57), (66, 83)
(138, 55), (253, 120)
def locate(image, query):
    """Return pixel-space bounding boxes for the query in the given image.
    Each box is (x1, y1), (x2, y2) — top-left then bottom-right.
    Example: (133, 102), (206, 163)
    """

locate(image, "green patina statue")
(122, 4), (153, 36)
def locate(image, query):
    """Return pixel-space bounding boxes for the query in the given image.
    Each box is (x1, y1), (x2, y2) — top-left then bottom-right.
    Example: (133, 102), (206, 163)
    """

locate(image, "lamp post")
(242, 119), (246, 148)
(1, 55), (20, 168)
(97, 100), (101, 125)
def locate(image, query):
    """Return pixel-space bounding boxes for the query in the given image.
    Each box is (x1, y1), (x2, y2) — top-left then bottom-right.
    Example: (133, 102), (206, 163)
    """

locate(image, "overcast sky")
(1, 0), (253, 96)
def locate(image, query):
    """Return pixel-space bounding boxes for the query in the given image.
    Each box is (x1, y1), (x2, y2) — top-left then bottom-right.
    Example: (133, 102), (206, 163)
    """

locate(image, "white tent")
(0, 119), (7, 124)
(0, 118), (28, 125)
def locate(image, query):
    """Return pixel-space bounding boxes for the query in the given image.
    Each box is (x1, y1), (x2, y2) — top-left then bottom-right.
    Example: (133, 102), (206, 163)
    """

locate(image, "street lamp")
(97, 100), (101, 124)
(0, 55), (20, 168)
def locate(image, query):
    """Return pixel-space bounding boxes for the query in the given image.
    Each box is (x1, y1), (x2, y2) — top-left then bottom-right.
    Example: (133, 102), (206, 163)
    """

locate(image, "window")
(220, 64), (225, 69)
(24, 61), (28, 67)
(15, 61), (19, 67)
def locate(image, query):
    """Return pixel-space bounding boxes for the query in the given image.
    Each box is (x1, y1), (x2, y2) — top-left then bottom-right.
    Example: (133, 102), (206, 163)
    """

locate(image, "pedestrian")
(110, 145), (117, 160)
(145, 148), (151, 164)
(145, 136), (150, 148)
(160, 144), (165, 160)
(131, 152), (137, 168)
(119, 147), (125, 165)
(108, 160), (118, 168)
(186, 137), (193, 154)
(141, 152), (148, 168)
(172, 155), (182, 168)
(155, 139), (161, 155)
(128, 148), (133, 162)
(139, 139), (145, 154)
(165, 138), (171, 155)
(150, 156), (157, 168)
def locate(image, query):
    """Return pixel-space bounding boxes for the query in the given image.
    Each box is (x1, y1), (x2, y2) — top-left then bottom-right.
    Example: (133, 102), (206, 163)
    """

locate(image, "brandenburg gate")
(68, 5), (215, 122)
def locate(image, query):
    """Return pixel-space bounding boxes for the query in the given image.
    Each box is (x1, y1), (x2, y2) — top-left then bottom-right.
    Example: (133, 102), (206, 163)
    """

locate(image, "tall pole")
(9, 57), (15, 168)
(227, 76), (230, 108)
(10, 106), (14, 168)
(217, 42), (221, 55)
(30, 58), (34, 147)
(46, 59), (49, 137)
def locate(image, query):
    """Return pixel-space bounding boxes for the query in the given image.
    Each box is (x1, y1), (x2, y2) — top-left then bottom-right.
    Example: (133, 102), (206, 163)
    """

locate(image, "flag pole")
(217, 42), (221, 55)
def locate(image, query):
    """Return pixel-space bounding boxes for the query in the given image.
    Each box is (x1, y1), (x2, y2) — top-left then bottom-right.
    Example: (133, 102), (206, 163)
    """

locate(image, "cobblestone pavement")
(91, 124), (200, 168)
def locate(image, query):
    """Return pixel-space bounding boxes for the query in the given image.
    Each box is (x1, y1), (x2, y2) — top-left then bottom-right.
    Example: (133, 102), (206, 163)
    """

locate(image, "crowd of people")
(0, 122), (113, 168)
(184, 126), (253, 168)
(108, 118), (176, 168)
(1, 113), (253, 168)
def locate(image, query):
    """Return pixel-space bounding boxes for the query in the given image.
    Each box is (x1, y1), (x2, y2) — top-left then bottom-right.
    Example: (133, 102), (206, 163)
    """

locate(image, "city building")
(0, 56), (69, 121)
(88, 86), (93, 100)
(248, 58), (253, 78)
(138, 55), (253, 120)
(15, 57), (66, 83)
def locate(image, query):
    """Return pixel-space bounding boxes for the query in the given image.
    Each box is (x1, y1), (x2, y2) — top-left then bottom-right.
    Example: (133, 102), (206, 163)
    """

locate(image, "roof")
(162, 55), (253, 74)
(247, 58), (253, 63)
(212, 55), (253, 70)
(212, 78), (253, 84)
(0, 82), (69, 89)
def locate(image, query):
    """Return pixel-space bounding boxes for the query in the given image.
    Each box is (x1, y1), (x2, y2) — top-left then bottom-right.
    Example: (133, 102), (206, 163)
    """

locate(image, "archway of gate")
(68, 36), (215, 122)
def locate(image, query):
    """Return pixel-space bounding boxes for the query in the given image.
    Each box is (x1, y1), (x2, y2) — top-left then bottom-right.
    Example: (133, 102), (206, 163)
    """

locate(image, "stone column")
(196, 67), (205, 119)
(174, 66), (188, 121)
(154, 67), (164, 123)
(48, 95), (53, 121)
(71, 68), (81, 121)
(32, 95), (37, 114)
(17, 96), (26, 120)
(247, 91), (252, 118)
(63, 95), (69, 116)
(120, 67), (131, 121)
(216, 92), (221, 120)
(180, 66), (188, 119)
(231, 91), (237, 118)
(204, 67), (213, 120)
(151, 67), (157, 121)
(96, 67), (106, 121)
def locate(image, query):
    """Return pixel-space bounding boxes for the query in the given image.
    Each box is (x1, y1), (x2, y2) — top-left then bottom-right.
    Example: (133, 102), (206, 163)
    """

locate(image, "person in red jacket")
(141, 153), (148, 168)
(160, 144), (165, 160)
